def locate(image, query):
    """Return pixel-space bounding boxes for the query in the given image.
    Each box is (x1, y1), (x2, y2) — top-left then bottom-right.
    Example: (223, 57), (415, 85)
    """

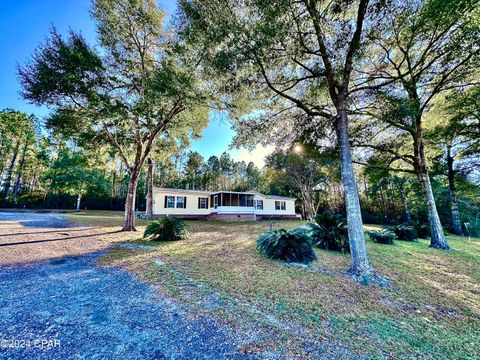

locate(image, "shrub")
(143, 217), (188, 241)
(411, 221), (430, 239)
(308, 211), (350, 253)
(369, 229), (396, 244)
(257, 228), (317, 264)
(464, 220), (480, 237)
(392, 225), (417, 241)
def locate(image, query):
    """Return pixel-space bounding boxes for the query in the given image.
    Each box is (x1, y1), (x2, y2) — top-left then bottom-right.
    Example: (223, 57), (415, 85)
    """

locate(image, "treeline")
(0, 110), (143, 210)
(155, 151), (263, 192)
(2, 113), (478, 237)
(0, 110), (39, 205)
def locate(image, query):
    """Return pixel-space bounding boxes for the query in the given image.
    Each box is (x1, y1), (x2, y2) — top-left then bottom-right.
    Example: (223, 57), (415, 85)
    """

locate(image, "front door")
(214, 195), (218, 208)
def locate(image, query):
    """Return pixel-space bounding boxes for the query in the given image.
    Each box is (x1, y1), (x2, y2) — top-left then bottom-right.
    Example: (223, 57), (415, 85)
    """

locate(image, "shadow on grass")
(0, 227), (97, 237)
(19, 219), (75, 228)
(0, 230), (122, 247)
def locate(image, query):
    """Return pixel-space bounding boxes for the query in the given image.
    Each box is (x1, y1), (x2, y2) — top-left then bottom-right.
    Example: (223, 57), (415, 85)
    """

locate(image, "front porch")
(210, 191), (256, 209)
(210, 191), (260, 220)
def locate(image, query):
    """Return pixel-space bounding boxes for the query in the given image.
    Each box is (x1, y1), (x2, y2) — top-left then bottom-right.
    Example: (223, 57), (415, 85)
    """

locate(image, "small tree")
(265, 145), (326, 221)
(19, 0), (208, 230)
(184, 151), (205, 190)
(42, 147), (108, 211)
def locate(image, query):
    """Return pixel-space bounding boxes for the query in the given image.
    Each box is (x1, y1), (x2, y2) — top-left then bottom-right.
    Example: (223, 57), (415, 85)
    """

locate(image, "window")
(176, 196), (186, 209)
(231, 193), (239, 206)
(198, 197), (208, 209)
(222, 193), (231, 206)
(275, 201), (286, 210)
(165, 196), (175, 208)
(254, 200), (263, 210)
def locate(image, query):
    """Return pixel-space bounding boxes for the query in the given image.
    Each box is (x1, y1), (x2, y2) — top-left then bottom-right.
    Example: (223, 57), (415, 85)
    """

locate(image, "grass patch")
(68, 210), (148, 228)
(78, 212), (480, 358)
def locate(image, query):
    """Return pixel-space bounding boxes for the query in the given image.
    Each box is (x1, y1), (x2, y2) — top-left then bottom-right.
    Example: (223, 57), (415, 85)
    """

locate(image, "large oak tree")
(19, 0), (209, 230)
(354, 0), (479, 248)
(179, 0), (395, 284)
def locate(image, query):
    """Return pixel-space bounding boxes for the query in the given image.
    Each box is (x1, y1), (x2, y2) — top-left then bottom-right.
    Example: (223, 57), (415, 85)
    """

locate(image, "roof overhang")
(153, 187), (211, 195)
(153, 187), (295, 200)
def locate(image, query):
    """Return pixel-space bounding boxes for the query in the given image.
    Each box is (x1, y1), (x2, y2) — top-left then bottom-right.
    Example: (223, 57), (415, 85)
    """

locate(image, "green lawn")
(68, 210), (149, 227)
(70, 211), (480, 359)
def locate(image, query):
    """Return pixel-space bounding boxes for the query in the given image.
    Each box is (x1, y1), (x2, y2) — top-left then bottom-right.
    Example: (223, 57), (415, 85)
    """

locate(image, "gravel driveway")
(0, 212), (257, 359)
(0, 212), (114, 266)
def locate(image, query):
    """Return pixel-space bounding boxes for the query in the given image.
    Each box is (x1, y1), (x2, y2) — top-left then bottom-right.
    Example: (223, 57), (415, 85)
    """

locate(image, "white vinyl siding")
(155, 191), (212, 216)
(153, 189), (296, 217)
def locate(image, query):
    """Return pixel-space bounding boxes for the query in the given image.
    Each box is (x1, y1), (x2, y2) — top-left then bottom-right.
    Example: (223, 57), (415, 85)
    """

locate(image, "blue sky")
(0, 0), (271, 166)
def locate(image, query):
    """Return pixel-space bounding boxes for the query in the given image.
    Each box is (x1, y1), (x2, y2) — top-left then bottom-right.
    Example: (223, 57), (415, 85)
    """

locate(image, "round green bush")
(257, 228), (317, 264)
(308, 211), (350, 253)
(392, 225), (417, 241)
(369, 229), (396, 245)
(143, 217), (188, 241)
(411, 221), (430, 239)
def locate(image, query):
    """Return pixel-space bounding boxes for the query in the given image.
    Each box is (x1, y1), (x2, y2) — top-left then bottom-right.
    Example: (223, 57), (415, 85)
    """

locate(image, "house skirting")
(207, 213), (255, 221)
(254, 215), (299, 221)
(152, 214), (209, 220)
(152, 213), (298, 221)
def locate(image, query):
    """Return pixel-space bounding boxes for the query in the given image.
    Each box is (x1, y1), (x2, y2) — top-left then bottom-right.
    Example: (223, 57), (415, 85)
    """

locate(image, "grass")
(70, 211), (480, 359)
(68, 210), (148, 228)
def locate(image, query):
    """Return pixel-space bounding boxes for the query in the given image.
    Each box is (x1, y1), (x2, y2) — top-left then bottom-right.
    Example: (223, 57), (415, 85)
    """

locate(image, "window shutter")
(164, 196), (167, 208)
(206, 198), (209, 208)
(198, 197), (200, 209)
(184, 196), (187, 208)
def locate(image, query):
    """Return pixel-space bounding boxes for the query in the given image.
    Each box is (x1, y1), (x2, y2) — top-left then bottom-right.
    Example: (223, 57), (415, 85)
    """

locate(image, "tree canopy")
(19, 0), (210, 230)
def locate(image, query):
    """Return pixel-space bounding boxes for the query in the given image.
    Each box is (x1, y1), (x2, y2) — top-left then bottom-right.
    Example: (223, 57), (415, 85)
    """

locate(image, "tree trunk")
(76, 194), (82, 211)
(446, 145), (463, 236)
(122, 170), (140, 231)
(300, 189), (315, 221)
(146, 158), (154, 220)
(305, 203), (314, 221)
(0, 141), (12, 182)
(413, 121), (449, 249)
(403, 195), (411, 224)
(336, 107), (373, 283)
(0, 161), (6, 183)
(3, 140), (20, 198)
(13, 142), (28, 203)
(419, 172), (449, 249)
(379, 186), (388, 219)
(397, 183), (411, 223)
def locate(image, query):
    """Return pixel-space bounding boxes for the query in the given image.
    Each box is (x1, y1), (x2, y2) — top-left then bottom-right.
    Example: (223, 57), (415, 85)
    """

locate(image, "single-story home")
(151, 187), (299, 221)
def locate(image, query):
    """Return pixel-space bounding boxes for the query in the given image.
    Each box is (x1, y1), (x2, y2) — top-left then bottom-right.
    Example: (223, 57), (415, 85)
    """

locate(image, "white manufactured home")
(151, 188), (299, 221)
